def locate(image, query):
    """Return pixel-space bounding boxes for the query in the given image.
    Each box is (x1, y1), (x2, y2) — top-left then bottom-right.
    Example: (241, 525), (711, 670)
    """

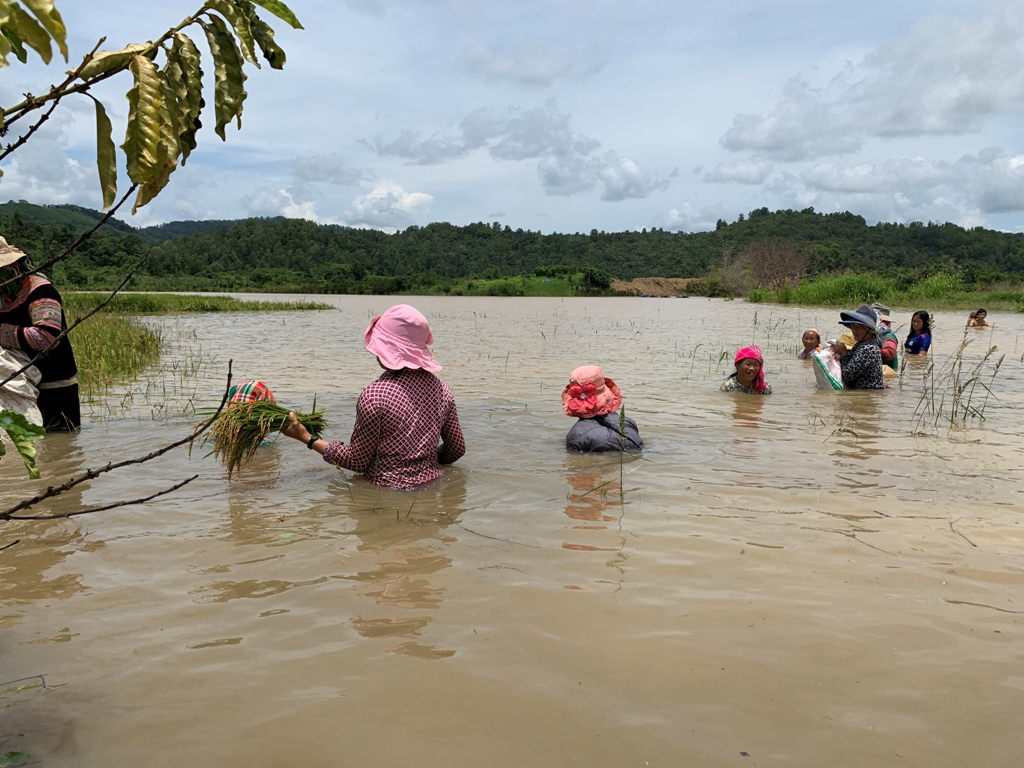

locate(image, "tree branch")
(7, 475), (199, 520)
(0, 361), (234, 520)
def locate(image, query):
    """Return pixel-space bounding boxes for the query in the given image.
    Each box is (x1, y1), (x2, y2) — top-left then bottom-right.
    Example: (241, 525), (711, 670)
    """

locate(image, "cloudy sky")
(2, 0), (1024, 235)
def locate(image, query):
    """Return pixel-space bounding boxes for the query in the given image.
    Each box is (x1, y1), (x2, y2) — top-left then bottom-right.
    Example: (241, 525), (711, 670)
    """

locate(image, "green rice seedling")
(70, 314), (163, 401)
(196, 400), (328, 477)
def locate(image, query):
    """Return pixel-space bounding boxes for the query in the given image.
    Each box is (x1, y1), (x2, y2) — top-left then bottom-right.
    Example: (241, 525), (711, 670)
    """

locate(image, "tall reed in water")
(912, 335), (1004, 432)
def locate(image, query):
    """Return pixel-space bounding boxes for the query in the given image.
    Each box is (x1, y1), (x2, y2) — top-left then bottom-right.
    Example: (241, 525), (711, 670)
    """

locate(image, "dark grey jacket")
(565, 413), (644, 453)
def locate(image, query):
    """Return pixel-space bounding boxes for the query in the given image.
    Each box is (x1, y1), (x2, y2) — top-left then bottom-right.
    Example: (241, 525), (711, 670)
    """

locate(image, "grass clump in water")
(69, 314), (162, 401)
(198, 400), (327, 477)
(65, 293), (334, 315)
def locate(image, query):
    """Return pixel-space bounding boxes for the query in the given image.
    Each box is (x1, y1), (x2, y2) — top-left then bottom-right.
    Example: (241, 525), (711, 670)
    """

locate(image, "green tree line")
(2, 202), (1023, 295)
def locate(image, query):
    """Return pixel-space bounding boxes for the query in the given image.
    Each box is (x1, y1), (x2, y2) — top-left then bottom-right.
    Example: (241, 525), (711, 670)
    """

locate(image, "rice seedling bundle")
(197, 400), (327, 477)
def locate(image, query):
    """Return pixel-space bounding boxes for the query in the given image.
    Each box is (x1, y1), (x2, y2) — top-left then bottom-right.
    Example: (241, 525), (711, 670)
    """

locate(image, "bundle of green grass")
(198, 399), (327, 477)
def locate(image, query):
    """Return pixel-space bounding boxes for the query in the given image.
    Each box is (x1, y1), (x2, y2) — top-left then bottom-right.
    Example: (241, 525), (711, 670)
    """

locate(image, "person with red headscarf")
(721, 346), (772, 394)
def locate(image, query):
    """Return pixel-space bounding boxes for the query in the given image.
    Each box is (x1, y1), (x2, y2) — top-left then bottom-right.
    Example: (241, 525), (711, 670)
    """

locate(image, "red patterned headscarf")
(733, 346), (768, 394)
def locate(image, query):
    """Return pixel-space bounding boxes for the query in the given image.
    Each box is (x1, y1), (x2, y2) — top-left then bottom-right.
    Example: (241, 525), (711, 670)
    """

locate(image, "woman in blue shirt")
(904, 310), (932, 356)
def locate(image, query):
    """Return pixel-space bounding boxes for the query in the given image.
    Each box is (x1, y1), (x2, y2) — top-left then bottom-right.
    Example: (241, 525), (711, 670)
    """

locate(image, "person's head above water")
(732, 346), (769, 393)
(562, 365), (622, 418)
(363, 304), (441, 371)
(910, 310), (931, 337)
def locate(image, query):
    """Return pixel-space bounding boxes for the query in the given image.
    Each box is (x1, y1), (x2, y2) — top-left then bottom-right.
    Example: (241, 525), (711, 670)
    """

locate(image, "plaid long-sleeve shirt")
(322, 368), (465, 489)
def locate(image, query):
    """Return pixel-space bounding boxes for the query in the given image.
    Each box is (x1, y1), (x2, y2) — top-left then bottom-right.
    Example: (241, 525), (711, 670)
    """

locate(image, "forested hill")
(1, 201), (1023, 293)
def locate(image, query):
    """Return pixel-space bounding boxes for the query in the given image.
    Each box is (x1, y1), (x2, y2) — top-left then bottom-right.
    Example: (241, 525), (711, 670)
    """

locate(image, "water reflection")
(343, 472), (467, 660)
(723, 395), (765, 466)
(0, 433), (93, 621)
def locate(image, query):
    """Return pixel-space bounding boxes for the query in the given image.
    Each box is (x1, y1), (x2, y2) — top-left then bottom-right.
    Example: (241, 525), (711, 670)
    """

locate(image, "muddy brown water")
(2, 296), (1023, 767)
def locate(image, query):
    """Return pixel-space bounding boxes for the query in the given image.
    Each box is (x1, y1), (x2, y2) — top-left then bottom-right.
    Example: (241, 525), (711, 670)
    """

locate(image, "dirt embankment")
(610, 277), (695, 297)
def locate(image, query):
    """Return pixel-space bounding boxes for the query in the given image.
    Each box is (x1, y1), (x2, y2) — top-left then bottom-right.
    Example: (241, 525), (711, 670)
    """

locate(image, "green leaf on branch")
(199, 15), (247, 140)
(122, 54), (173, 212)
(1, 24), (29, 64)
(206, 0), (259, 66)
(0, 409), (46, 480)
(166, 33), (204, 164)
(2, 2), (53, 64)
(246, 6), (285, 69)
(20, 0), (66, 60)
(250, 0), (303, 30)
(94, 98), (117, 209)
(77, 42), (152, 81)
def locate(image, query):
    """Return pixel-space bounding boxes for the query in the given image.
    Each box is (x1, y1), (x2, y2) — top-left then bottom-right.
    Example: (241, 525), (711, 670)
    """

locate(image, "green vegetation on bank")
(744, 273), (1024, 312)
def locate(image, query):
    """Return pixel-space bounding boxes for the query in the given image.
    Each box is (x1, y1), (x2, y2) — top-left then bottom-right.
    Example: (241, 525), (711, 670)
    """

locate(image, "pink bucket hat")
(364, 304), (441, 372)
(561, 365), (622, 418)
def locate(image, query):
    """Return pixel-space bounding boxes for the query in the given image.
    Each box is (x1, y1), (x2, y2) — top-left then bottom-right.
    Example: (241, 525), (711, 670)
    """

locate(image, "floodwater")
(2, 296), (1023, 767)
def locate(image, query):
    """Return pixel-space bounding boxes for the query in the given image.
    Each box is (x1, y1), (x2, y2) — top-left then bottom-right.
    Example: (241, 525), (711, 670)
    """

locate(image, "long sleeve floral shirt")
(838, 340), (885, 389)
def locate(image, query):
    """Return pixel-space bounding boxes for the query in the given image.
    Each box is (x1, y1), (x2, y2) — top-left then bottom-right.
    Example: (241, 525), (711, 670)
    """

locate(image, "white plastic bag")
(811, 347), (843, 391)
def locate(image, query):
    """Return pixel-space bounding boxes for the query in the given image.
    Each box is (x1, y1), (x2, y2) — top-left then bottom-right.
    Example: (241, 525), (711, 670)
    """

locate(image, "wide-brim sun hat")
(364, 304), (441, 372)
(839, 303), (879, 331)
(0, 236), (27, 268)
(562, 365), (622, 417)
(870, 302), (891, 317)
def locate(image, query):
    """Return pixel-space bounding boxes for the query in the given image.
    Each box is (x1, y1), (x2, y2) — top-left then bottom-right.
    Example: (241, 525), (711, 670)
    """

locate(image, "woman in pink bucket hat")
(562, 365), (643, 452)
(283, 304), (465, 488)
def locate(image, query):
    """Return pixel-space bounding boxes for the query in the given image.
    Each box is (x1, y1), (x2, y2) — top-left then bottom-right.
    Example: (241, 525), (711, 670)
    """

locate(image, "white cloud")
(342, 181), (433, 231)
(703, 159), (774, 185)
(0, 111), (94, 205)
(652, 203), (731, 233)
(721, 7), (1024, 161)
(463, 41), (608, 87)
(372, 102), (666, 201)
(292, 154), (370, 185)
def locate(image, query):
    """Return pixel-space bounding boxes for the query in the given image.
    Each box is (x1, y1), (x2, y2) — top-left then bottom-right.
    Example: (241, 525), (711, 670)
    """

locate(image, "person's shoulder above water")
(566, 414), (643, 452)
(562, 365), (643, 452)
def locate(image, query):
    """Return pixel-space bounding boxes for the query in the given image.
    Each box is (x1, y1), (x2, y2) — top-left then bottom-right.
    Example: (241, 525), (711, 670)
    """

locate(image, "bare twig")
(8, 475), (199, 521)
(948, 518), (977, 548)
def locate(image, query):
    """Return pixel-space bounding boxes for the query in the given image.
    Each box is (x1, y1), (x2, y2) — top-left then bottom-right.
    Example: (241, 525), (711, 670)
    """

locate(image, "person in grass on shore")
(904, 310), (932, 356)
(282, 304), (465, 489)
(870, 302), (900, 373)
(0, 236), (80, 431)
(797, 329), (821, 360)
(829, 304), (884, 389)
(967, 308), (993, 328)
(722, 346), (772, 394)
(563, 366), (643, 452)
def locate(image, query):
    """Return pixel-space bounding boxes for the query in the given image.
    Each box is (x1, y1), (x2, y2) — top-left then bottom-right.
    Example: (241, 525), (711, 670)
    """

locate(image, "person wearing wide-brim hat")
(562, 365), (643, 452)
(0, 236), (81, 430)
(828, 304), (885, 390)
(870, 302), (900, 373)
(282, 304), (465, 488)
